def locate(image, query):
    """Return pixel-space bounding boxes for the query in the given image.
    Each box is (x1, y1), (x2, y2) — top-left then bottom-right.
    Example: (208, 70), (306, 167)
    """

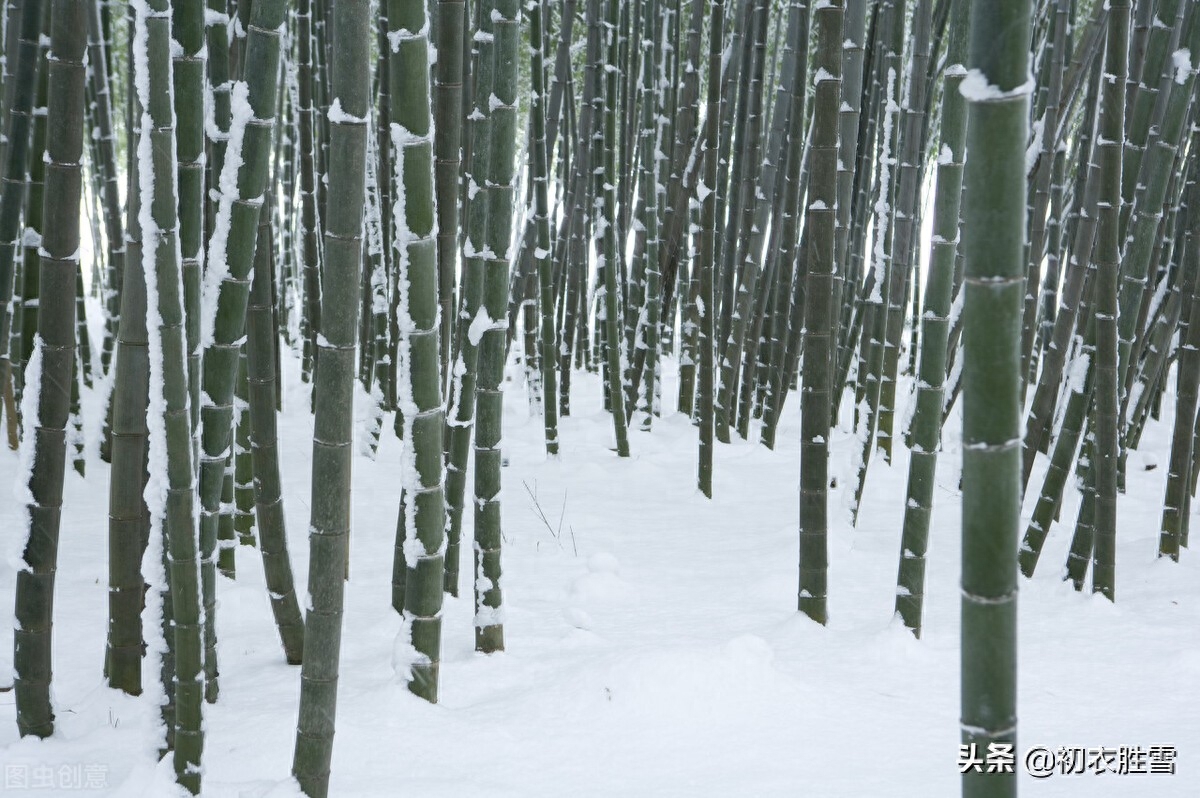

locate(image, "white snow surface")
(0, 349), (1198, 796)
(959, 69), (1035, 102)
(1172, 49), (1193, 85)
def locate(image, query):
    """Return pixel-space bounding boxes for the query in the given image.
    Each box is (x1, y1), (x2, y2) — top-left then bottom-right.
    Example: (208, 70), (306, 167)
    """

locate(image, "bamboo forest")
(0, 0), (1198, 794)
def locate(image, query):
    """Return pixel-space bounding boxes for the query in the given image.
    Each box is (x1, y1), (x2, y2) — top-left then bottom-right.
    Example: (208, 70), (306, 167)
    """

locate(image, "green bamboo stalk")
(387, 0), (447, 701)
(204, 0), (230, 233)
(296, 0), (322, 386)
(105, 106), (150, 696)
(621, 0), (707, 422)
(442, 0), (498, 597)
(246, 205), (304, 664)
(711, 0), (755, 436)
(758, 0), (810, 450)
(960, 0), (1029, 793)
(1018, 317), (1096, 578)
(371, 21), (394, 415)
(797, 0), (840, 626)
(672, 0), (706, 418)
(16, 9), (50, 410)
(714, 0), (767, 443)
(697, 0), (721, 498)
(434, 0), (464, 382)
(597, 0), (630, 455)
(133, 0), (205, 784)
(526, 0), (559, 452)
(554, 5), (597, 420)
(1021, 149), (1103, 490)
(233, 352), (256, 549)
(197, 0), (288, 704)
(1160, 162), (1200, 559)
(1020, 0), (1069, 389)
(877, 0), (931, 464)
(894, 0), (967, 638)
(632, 0), (660, 430)
(217, 465), (235, 582)
(1089, 0), (1128, 603)
(1065, 436), (1097, 590)
(731, 0), (790, 440)
(1125, 278), (1182, 450)
(472, 0), (521, 654)
(173, 0), (203, 455)
(1117, 10), (1200, 405)
(291, 1), (370, 794)
(1120, 0), (1182, 230)
(13, 0), (82, 739)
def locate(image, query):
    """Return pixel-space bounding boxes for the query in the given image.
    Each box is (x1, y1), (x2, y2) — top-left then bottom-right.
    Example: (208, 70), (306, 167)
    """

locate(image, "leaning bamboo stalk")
(197, 0), (288, 703)
(894, 0), (967, 637)
(291, 1), (370, 793)
(1160, 156), (1200, 558)
(246, 204), (305, 663)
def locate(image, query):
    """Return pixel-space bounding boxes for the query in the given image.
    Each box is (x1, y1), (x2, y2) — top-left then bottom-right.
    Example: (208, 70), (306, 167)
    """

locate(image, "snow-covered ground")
(1, 345), (1197, 797)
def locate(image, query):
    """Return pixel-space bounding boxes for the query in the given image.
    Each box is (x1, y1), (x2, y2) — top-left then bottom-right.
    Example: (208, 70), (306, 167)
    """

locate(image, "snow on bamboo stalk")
(12, 0), (82, 740)
(387, 0), (447, 702)
(1091, 0), (1128, 602)
(798, 0), (841, 626)
(473, 0), (521, 654)
(291, 1), (370, 794)
(131, 0), (206, 786)
(197, 0), (287, 704)
(894, 0), (966, 638)
(959, 0), (1030, 793)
